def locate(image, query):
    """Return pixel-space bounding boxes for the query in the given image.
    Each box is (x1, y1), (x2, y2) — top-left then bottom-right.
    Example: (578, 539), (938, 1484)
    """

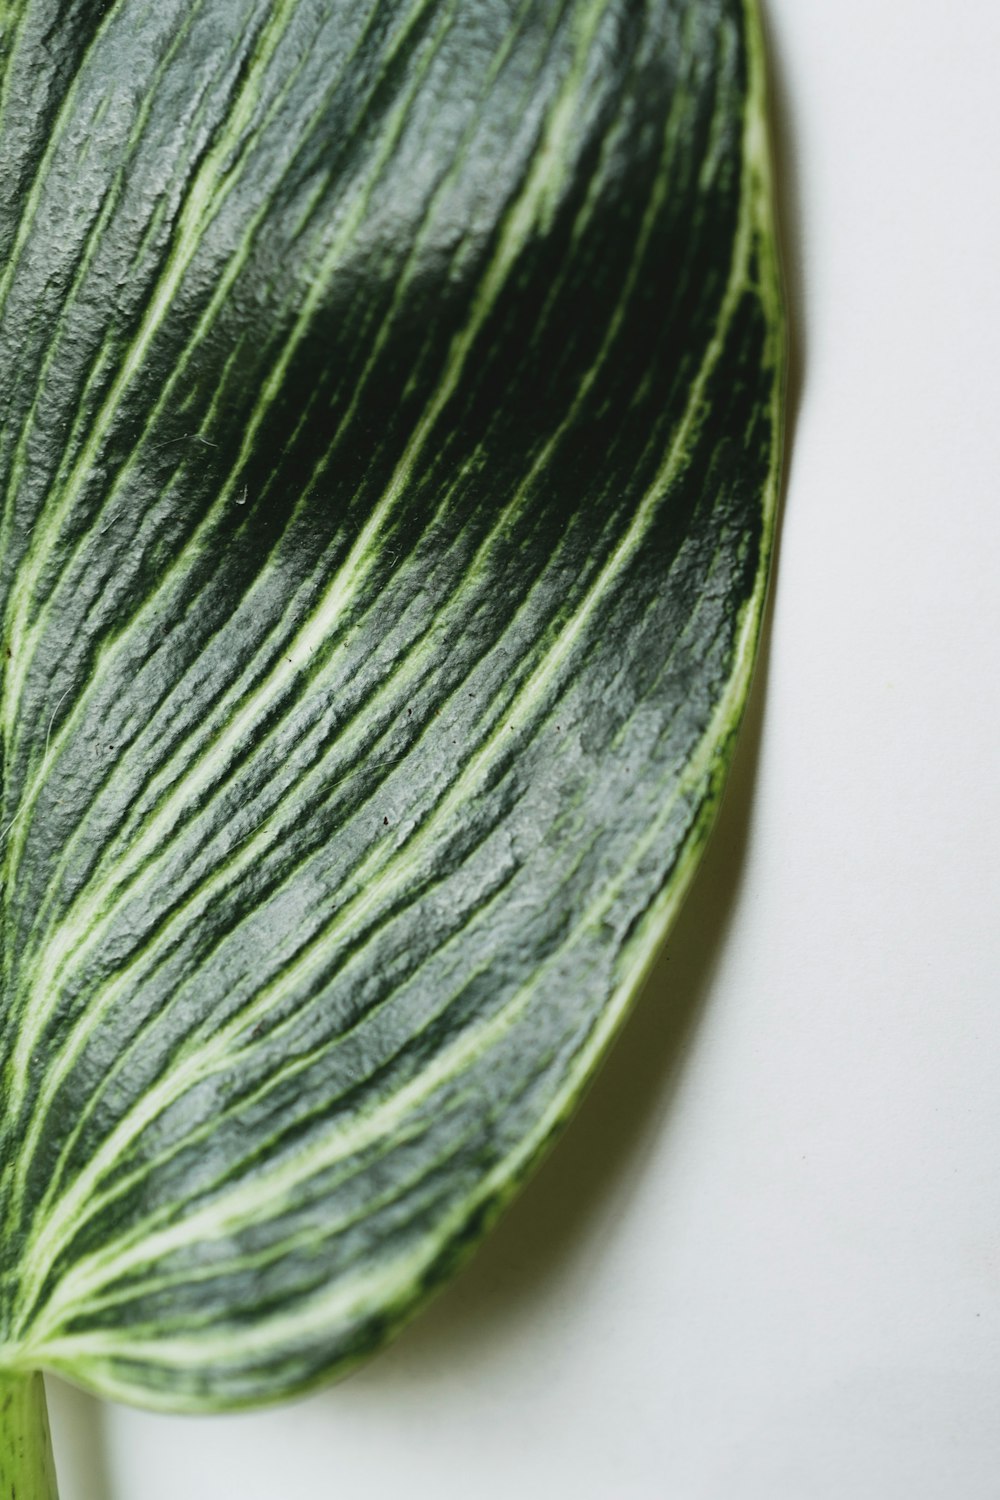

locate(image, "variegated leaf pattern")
(0, 0), (783, 1420)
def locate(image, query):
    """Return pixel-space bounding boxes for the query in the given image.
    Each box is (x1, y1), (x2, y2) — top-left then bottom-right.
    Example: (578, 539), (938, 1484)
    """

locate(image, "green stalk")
(0, 1372), (59, 1499)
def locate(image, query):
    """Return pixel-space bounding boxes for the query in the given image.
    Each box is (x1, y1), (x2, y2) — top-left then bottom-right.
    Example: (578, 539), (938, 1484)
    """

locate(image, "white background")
(47, 1), (1000, 1495)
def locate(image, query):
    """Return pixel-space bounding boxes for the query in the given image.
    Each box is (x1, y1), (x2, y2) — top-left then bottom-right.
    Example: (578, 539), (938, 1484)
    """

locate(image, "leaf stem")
(0, 1371), (59, 1499)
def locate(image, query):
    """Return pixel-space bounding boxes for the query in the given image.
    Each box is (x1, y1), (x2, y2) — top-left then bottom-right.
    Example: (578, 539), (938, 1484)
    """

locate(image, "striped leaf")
(0, 0), (783, 1450)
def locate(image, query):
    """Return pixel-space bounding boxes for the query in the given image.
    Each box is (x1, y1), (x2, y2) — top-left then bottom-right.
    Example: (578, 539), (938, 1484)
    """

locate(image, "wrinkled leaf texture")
(0, 0), (783, 1408)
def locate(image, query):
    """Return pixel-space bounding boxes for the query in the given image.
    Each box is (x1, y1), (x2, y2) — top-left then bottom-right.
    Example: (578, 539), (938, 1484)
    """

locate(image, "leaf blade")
(0, 0), (784, 1406)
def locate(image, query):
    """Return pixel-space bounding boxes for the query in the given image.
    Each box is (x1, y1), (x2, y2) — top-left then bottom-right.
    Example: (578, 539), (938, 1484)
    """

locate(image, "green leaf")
(0, 0), (783, 1441)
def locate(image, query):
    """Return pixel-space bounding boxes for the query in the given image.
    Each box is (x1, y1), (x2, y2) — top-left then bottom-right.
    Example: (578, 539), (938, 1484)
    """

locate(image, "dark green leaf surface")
(0, 0), (783, 1409)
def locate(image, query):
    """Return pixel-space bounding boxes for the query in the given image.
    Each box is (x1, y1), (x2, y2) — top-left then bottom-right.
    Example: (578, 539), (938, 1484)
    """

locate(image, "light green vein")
(0, 0), (35, 146)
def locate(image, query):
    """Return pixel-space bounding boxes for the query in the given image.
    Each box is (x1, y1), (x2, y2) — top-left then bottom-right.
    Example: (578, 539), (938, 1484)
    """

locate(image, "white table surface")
(49, 1), (1000, 1494)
